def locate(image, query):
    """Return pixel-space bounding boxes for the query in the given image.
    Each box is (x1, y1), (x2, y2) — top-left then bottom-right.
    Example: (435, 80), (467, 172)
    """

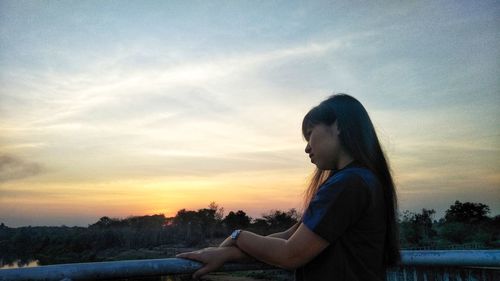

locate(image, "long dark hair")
(301, 93), (401, 268)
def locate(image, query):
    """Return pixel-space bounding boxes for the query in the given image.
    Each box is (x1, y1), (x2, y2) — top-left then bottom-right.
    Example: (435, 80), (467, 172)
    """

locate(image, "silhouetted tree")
(400, 209), (436, 246)
(126, 214), (166, 229)
(262, 209), (299, 232)
(223, 210), (251, 231)
(445, 201), (490, 224)
(89, 216), (121, 228)
(197, 208), (217, 240)
(209, 202), (225, 222)
(439, 222), (471, 244)
(173, 209), (200, 243)
(249, 218), (270, 235)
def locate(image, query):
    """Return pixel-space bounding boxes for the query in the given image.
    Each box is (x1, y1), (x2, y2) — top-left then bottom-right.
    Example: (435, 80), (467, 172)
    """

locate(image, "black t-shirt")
(295, 162), (387, 281)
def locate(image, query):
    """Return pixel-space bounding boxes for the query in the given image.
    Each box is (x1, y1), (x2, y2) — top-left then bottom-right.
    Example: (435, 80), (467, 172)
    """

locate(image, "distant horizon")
(1, 1), (499, 227)
(1, 198), (497, 228)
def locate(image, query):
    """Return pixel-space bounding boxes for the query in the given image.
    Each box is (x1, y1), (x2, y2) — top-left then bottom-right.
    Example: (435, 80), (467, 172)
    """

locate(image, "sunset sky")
(1, 1), (499, 227)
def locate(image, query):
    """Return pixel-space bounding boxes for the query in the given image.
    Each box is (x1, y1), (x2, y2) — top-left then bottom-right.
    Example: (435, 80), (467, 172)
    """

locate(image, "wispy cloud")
(0, 154), (44, 182)
(1, 38), (349, 130)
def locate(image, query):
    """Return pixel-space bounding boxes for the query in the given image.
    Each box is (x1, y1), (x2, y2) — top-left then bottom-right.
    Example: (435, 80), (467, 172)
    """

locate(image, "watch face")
(231, 229), (240, 239)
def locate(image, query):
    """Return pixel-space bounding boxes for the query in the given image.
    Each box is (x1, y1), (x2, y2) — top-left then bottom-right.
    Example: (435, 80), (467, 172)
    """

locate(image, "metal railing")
(0, 250), (499, 281)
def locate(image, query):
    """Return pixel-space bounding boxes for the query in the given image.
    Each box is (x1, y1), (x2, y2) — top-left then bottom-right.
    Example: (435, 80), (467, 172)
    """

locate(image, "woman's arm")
(235, 223), (329, 270)
(221, 245), (255, 263)
(266, 222), (300, 239)
(217, 222), (300, 263)
(222, 246), (254, 263)
(176, 223), (328, 278)
(220, 222), (300, 247)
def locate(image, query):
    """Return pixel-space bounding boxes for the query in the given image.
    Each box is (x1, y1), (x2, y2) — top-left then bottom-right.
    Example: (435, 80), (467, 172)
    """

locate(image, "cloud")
(0, 154), (43, 182)
(0, 37), (351, 133)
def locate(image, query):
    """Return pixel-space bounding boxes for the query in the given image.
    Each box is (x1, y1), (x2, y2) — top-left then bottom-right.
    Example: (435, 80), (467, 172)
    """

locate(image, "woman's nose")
(305, 143), (311, 154)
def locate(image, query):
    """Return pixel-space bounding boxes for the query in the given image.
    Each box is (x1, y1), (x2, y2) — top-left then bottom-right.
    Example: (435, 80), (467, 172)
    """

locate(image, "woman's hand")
(176, 247), (232, 279)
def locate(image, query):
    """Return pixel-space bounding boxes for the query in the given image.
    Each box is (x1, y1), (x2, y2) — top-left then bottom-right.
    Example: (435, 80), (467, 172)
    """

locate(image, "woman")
(177, 94), (401, 280)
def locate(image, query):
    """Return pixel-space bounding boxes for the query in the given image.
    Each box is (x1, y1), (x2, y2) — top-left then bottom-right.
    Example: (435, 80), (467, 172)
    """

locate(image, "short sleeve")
(302, 172), (371, 243)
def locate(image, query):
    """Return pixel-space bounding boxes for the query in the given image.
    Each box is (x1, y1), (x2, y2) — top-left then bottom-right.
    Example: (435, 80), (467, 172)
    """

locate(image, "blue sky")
(0, 1), (499, 226)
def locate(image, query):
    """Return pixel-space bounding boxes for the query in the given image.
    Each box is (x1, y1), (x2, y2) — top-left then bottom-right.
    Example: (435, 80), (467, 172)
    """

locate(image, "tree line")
(0, 201), (498, 267)
(399, 200), (499, 249)
(0, 202), (299, 266)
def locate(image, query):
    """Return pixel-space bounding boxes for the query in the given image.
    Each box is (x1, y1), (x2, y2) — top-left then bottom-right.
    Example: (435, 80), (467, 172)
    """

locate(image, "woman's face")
(304, 122), (342, 170)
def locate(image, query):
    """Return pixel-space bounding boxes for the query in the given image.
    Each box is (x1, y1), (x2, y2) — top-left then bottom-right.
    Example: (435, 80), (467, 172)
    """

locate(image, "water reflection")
(0, 259), (39, 269)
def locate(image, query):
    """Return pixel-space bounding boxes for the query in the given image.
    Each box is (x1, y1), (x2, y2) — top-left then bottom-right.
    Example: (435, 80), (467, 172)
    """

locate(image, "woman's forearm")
(225, 246), (255, 263)
(235, 231), (289, 268)
(266, 230), (288, 239)
(267, 222), (300, 239)
(221, 222), (300, 266)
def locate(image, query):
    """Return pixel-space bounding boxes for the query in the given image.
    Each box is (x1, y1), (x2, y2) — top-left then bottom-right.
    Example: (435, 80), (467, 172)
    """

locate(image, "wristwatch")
(230, 229), (242, 240)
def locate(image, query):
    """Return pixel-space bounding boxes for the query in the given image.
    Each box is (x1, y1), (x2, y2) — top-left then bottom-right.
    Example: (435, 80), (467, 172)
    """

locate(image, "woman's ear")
(330, 121), (340, 136)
